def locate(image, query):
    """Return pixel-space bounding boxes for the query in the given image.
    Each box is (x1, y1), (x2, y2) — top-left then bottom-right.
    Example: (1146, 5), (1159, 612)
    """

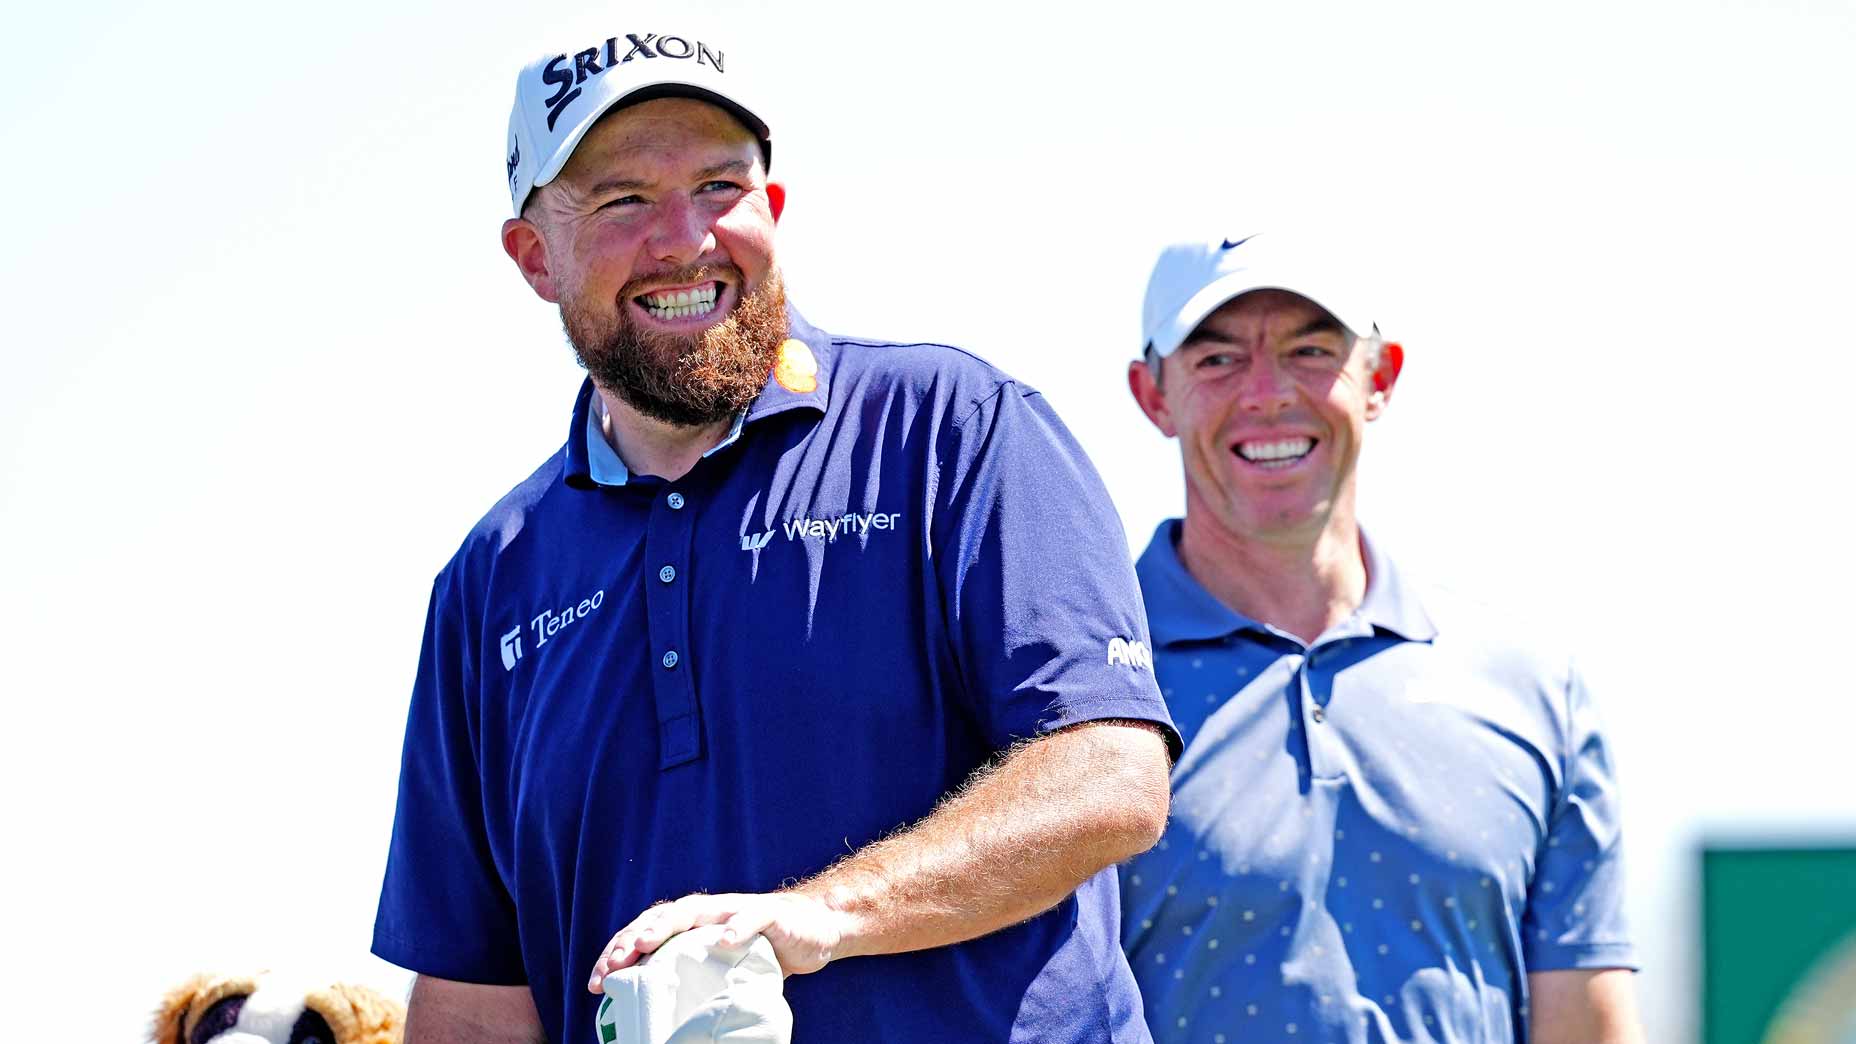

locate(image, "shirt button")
(658, 565), (677, 583)
(1311, 706), (1327, 723)
(661, 650), (679, 669)
(666, 492), (685, 510)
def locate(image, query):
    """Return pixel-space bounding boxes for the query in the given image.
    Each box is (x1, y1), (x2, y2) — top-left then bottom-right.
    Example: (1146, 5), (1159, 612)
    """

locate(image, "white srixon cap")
(505, 29), (772, 217)
(1140, 232), (1379, 359)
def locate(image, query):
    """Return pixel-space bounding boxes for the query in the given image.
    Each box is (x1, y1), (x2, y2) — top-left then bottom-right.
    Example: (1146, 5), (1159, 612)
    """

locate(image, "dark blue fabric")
(374, 306), (1178, 1044)
(1122, 520), (1635, 1044)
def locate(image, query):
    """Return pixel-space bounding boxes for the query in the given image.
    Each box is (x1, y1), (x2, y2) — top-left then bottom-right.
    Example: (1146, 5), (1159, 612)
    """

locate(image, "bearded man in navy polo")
(372, 26), (1179, 1044)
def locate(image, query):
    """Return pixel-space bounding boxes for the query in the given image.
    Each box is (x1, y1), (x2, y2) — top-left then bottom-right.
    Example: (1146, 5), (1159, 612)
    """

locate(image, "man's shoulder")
(1407, 578), (1583, 691)
(820, 328), (1030, 421)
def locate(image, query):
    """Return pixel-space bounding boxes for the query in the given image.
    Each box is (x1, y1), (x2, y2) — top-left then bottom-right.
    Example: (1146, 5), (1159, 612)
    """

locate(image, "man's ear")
(1128, 358), (1178, 438)
(1365, 341), (1405, 420)
(502, 216), (560, 303)
(766, 181), (786, 222)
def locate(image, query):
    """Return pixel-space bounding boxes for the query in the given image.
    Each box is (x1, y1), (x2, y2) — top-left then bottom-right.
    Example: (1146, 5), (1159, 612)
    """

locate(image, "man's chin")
(566, 271), (788, 428)
(602, 372), (745, 428)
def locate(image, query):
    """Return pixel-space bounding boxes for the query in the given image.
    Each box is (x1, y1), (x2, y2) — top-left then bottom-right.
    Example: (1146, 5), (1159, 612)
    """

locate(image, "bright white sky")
(3, 2), (1852, 1041)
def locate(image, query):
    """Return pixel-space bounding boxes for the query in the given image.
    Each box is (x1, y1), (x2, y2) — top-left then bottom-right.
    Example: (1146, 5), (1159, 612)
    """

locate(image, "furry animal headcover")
(150, 972), (404, 1044)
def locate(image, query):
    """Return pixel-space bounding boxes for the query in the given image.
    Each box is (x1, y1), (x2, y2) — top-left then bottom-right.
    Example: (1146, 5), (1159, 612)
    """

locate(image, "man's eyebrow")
(583, 175), (651, 197)
(582, 160), (752, 199)
(1287, 314), (1346, 339)
(1180, 313), (1344, 350)
(1181, 329), (1244, 348)
(694, 159), (753, 181)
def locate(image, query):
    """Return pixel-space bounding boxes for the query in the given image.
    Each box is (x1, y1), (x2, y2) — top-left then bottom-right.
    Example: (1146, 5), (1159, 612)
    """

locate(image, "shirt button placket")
(646, 484), (700, 767)
(1303, 647), (1341, 780)
(1303, 649), (1322, 725)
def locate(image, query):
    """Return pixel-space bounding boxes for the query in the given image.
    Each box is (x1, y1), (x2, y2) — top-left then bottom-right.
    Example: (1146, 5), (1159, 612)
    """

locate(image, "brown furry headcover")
(150, 972), (404, 1044)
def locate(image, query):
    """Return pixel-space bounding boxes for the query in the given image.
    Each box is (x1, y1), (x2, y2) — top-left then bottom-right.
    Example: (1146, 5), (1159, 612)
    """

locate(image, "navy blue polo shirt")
(373, 307), (1179, 1044)
(1121, 521), (1634, 1043)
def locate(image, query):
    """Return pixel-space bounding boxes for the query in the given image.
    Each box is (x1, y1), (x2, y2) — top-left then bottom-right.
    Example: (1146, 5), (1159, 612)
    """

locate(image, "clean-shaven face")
(530, 96), (787, 426)
(1155, 289), (1390, 542)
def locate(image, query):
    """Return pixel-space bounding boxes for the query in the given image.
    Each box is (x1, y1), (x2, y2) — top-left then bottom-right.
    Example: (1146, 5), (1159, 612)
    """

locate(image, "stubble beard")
(560, 265), (788, 428)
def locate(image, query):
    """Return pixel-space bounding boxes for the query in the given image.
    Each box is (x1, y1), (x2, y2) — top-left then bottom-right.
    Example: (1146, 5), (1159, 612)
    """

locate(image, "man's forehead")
(1192, 289), (1344, 338)
(561, 96), (761, 178)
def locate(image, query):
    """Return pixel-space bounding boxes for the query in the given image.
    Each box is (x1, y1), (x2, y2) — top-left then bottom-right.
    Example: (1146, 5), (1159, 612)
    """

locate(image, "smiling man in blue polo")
(1118, 232), (1644, 1043)
(371, 24), (1178, 1044)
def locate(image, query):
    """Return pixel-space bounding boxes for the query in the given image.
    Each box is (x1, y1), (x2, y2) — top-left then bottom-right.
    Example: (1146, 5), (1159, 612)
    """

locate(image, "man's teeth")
(1237, 438), (1315, 465)
(640, 284), (720, 320)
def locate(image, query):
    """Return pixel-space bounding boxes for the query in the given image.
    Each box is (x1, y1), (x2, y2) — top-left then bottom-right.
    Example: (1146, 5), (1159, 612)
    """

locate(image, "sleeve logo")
(1107, 637), (1154, 670)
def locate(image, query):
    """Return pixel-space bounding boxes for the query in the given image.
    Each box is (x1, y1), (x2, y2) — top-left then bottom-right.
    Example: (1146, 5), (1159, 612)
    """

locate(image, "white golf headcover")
(595, 924), (793, 1044)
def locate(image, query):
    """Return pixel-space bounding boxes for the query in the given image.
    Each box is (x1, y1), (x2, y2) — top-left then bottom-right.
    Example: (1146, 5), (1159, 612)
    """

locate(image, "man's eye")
(698, 180), (744, 194)
(601, 195), (645, 209)
(1293, 345), (1336, 358)
(1197, 352), (1237, 369)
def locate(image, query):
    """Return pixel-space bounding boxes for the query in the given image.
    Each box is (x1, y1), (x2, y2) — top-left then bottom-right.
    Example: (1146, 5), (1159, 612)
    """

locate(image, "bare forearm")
(405, 976), (546, 1044)
(793, 719), (1170, 960)
(586, 719), (1171, 984)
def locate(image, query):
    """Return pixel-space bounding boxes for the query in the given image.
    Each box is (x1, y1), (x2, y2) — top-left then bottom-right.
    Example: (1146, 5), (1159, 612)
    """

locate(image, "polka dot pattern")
(1118, 522), (1637, 1041)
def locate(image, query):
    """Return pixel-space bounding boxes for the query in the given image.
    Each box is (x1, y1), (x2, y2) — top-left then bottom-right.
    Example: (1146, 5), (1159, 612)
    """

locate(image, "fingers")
(584, 891), (853, 991)
(588, 908), (672, 990)
(587, 894), (749, 992)
(719, 907), (776, 948)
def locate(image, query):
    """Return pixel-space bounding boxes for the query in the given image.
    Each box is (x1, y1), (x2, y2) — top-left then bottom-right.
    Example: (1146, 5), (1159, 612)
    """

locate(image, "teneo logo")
(502, 589), (606, 671)
(505, 134), (521, 190)
(539, 33), (726, 131)
(1106, 637), (1153, 670)
(738, 512), (902, 552)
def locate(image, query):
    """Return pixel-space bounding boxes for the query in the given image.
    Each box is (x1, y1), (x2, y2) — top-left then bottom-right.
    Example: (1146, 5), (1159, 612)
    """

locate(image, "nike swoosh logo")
(1221, 236), (1252, 251)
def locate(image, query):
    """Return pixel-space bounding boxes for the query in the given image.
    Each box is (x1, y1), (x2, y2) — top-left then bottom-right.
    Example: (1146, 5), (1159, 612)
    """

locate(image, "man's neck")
(596, 386), (735, 483)
(1175, 505), (1368, 646)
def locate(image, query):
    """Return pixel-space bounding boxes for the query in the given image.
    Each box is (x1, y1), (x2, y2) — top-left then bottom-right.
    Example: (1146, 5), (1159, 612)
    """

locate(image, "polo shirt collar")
(581, 396), (748, 487)
(1137, 519), (1249, 646)
(746, 303), (833, 422)
(563, 301), (834, 490)
(1135, 519), (1437, 647)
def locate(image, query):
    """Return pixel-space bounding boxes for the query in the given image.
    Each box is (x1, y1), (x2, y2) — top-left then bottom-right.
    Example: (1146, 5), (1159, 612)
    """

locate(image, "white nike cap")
(1139, 232), (1380, 360)
(505, 28), (772, 217)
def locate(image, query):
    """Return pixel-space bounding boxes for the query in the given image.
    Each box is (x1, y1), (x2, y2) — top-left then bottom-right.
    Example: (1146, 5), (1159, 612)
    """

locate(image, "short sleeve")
(371, 570), (527, 985)
(931, 383), (1180, 757)
(1522, 659), (1638, 971)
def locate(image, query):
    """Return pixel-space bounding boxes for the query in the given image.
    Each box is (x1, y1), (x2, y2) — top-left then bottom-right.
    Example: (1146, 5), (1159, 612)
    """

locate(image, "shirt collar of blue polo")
(564, 302), (835, 489)
(1136, 518), (1437, 646)
(583, 396), (747, 487)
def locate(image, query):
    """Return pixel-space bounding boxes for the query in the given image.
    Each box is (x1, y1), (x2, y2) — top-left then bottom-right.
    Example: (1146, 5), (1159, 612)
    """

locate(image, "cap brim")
(1149, 272), (1372, 359)
(533, 80), (773, 194)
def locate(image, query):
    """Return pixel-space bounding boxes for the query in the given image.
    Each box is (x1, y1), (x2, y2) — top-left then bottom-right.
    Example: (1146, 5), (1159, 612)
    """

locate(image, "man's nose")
(1238, 360), (1295, 414)
(647, 195), (715, 266)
